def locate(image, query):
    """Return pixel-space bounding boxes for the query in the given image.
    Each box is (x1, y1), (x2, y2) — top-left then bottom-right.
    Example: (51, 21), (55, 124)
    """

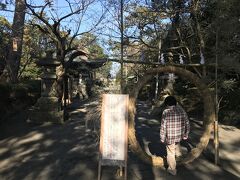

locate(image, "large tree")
(25, 0), (105, 66)
(24, 0), (106, 105)
(0, 16), (11, 78)
(5, 0), (26, 83)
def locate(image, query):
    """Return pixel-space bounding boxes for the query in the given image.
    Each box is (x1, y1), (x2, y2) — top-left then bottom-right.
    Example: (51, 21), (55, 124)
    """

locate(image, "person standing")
(160, 96), (190, 175)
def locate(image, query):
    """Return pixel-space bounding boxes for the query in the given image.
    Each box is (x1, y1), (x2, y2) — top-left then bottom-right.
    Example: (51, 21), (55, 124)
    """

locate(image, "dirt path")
(0, 98), (239, 180)
(0, 100), (99, 180)
(135, 101), (240, 178)
(207, 124), (240, 177)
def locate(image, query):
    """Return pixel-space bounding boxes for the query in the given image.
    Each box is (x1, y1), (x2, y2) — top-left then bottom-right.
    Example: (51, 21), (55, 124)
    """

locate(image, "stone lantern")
(28, 50), (64, 124)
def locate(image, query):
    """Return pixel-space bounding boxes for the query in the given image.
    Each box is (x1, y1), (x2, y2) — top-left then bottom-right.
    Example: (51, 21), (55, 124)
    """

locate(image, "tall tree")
(0, 17), (11, 77)
(26, 0), (105, 66)
(6, 0), (26, 83)
(25, 0), (106, 102)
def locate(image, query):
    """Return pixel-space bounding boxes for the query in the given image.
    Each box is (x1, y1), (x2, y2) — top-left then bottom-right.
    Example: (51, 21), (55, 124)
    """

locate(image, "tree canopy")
(0, 0), (240, 125)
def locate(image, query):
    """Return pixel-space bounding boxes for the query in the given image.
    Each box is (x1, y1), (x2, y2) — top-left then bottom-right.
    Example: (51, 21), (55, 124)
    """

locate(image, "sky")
(0, 0), (112, 55)
(0, 0), (121, 76)
(1, 0), (110, 31)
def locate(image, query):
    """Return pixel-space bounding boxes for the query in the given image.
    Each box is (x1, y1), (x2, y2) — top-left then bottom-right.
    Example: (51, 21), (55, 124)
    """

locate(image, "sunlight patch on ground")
(0, 148), (33, 169)
(24, 164), (54, 180)
(84, 101), (99, 107)
(15, 132), (44, 146)
(69, 163), (95, 178)
(184, 158), (222, 179)
(147, 119), (160, 125)
(70, 108), (87, 114)
(138, 117), (147, 121)
(42, 139), (55, 147)
(0, 131), (44, 170)
(74, 125), (86, 130)
(0, 147), (8, 154)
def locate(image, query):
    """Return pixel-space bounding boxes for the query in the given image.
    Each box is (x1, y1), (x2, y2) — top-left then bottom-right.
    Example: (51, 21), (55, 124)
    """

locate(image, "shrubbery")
(0, 80), (41, 123)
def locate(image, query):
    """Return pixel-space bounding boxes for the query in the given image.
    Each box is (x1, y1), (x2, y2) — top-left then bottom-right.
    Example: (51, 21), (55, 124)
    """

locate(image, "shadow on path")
(0, 99), (239, 180)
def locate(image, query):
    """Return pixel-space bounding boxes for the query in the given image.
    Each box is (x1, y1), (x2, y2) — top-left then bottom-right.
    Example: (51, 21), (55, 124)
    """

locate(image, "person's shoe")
(167, 169), (177, 176)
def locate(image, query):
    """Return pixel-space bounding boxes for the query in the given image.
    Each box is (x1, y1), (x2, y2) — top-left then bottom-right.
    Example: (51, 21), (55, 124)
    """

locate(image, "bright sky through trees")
(0, 0), (121, 76)
(0, 0), (105, 32)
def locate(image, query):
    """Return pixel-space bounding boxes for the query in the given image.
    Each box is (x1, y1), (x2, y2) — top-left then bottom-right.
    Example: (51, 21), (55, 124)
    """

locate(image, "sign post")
(98, 94), (129, 180)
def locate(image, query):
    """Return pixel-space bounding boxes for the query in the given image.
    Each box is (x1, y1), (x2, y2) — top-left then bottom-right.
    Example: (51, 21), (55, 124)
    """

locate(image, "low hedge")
(0, 80), (41, 122)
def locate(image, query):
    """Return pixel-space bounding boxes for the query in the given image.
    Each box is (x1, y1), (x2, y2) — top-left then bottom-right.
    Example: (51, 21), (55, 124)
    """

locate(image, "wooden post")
(120, 0), (124, 93)
(98, 159), (101, 180)
(63, 74), (67, 121)
(155, 39), (162, 100)
(120, 166), (123, 176)
(214, 24), (220, 165)
(124, 112), (128, 180)
(214, 120), (219, 165)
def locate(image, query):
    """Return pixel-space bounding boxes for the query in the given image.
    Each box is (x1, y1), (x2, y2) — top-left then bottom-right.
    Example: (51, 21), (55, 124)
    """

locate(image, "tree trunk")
(6, 0), (26, 83)
(191, 0), (207, 77)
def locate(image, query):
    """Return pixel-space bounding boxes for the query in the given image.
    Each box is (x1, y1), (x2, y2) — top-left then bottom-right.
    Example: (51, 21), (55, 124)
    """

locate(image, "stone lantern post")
(28, 50), (64, 124)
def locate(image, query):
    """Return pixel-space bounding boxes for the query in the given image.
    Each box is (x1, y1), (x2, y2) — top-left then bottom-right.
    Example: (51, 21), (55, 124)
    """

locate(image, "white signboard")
(100, 94), (129, 162)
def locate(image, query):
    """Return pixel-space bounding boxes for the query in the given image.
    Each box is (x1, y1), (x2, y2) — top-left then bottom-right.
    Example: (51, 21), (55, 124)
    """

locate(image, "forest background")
(0, 0), (240, 127)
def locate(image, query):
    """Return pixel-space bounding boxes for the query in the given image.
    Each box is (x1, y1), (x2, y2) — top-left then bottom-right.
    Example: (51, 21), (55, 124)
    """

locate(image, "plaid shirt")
(160, 105), (190, 145)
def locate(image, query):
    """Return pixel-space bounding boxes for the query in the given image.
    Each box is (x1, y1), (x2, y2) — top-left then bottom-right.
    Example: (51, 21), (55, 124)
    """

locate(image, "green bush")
(11, 80), (41, 101)
(219, 111), (240, 127)
(0, 83), (12, 121)
(21, 79), (41, 94)
(0, 80), (41, 122)
(11, 83), (28, 100)
(218, 87), (240, 126)
(0, 83), (11, 102)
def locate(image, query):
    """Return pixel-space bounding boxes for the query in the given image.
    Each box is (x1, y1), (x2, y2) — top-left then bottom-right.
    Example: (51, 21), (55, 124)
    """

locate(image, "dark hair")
(164, 96), (177, 106)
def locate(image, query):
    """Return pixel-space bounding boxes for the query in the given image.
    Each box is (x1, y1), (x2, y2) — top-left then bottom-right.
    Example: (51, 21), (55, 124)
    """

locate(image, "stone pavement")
(0, 98), (239, 180)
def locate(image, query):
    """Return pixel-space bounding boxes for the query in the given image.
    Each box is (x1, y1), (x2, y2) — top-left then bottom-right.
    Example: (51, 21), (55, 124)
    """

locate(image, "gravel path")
(0, 99), (239, 180)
